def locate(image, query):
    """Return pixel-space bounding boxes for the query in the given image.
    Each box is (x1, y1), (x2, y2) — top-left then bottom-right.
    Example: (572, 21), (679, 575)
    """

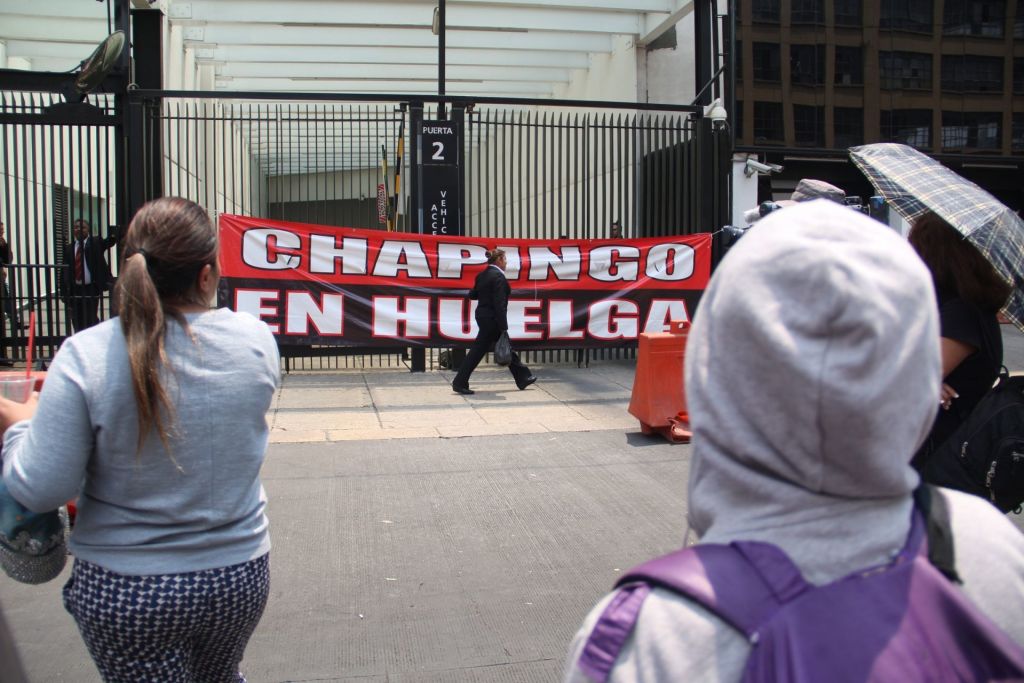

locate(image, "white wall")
(732, 155), (760, 227)
(644, 31), (696, 105)
(552, 35), (641, 103)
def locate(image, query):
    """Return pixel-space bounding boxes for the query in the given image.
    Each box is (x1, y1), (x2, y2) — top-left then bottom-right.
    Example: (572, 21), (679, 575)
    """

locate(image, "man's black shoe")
(452, 383), (475, 395)
(517, 376), (537, 390)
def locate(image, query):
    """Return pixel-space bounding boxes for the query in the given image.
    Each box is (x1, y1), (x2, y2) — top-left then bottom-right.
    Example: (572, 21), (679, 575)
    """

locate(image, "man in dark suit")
(61, 218), (117, 332)
(451, 248), (536, 395)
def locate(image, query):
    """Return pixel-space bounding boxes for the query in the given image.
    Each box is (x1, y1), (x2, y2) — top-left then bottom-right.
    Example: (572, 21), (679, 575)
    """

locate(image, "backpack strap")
(575, 542), (809, 682)
(575, 582), (653, 683)
(913, 483), (962, 583)
(577, 491), (962, 681)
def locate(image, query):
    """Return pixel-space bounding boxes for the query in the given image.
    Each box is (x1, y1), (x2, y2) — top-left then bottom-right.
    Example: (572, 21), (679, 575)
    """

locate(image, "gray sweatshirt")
(2, 308), (280, 575)
(564, 201), (1024, 681)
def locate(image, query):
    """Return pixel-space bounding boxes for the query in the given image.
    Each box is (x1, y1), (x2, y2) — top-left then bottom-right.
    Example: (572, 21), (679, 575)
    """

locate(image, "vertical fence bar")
(491, 109), (499, 237)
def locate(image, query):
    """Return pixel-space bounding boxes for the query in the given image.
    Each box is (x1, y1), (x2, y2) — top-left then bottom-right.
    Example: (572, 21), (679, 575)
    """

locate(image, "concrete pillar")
(196, 62), (215, 91)
(166, 25), (184, 89)
(183, 47), (196, 90)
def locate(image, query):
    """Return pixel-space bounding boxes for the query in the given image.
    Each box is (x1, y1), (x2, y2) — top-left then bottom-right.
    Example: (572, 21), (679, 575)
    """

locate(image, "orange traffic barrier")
(628, 320), (692, 443)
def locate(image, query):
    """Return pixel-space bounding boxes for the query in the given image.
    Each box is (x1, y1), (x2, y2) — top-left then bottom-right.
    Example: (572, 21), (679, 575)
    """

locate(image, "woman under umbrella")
(909, 211), (1012, 472)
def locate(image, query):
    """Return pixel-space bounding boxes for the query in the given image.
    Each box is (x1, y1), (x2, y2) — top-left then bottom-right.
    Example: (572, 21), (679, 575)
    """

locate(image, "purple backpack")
(577, 487), (1024, 682)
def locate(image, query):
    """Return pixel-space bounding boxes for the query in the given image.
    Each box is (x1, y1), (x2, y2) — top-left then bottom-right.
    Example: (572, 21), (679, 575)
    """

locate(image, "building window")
(735, 40), (743, 83)
(942, 111), (1001, 149)
(943, 0), (1005, 37)
(793, 105), (825, 146)
(835, 107), (864, 148)
(753, 43), (782, 82)
(835, 0), (863, 26)
(1013, 114), (1024, 151)
(880, 0), (934, 33)
(753, 101), (784, 143)
(1016, 0), (1024, 37)
(735, 100), (744, 139)
(792, 0), (825, 24)
(835, 46), (864, 85)
(942, 55), (1005, 93)
(879, 51), (933, 90)
(752, 0), (780, 23)
(881, 109), (932, 148)
(791, 45), (826, 86)
(1014, 58), (1024, 94)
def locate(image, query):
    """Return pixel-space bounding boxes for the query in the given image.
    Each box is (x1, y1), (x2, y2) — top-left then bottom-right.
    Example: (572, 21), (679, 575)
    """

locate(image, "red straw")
(25, 311), (35, 379)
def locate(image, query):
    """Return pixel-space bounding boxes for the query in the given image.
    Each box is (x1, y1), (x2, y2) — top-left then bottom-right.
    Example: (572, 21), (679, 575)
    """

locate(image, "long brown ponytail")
(115, 197), (218, 455)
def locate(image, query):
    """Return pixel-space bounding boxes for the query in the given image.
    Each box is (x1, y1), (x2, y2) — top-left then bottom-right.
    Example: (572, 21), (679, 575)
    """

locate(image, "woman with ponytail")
(0, 197), (280, 682)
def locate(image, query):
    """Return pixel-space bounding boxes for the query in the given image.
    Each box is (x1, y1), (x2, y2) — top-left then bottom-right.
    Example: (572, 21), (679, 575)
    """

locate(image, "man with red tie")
(61, 218), (118, 332)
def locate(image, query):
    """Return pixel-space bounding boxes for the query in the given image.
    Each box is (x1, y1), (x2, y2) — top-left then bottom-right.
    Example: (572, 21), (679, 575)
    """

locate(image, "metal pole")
(693, 0), (713, 107)
(438, 0), (447, 120)
(115, 0), (132, 234)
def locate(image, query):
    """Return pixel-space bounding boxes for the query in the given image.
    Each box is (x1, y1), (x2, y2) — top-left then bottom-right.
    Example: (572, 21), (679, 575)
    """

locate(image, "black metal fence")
(142, 95), (705, 368)
(465, 109), (704, 241)
(0, 91), (120, 366)
(1, 89), (709, 370)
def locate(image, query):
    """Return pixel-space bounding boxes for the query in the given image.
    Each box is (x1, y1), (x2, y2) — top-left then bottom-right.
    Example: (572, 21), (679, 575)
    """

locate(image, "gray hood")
(685, 201), (941, 583)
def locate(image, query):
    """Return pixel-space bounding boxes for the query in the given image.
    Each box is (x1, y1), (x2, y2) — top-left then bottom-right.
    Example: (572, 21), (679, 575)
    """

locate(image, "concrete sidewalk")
(4, 327), (1024, 682)
(268, 363), (640, 443)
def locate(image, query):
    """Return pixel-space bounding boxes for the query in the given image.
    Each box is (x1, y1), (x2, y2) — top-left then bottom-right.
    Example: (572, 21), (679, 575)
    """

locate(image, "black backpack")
(922, 369), (1024, 513)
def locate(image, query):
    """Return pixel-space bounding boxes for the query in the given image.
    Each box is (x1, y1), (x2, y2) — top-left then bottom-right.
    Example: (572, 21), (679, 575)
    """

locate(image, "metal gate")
(0, 90), (121, 367)
(1, 89), (710, 370)
(134, 93), (705, 369)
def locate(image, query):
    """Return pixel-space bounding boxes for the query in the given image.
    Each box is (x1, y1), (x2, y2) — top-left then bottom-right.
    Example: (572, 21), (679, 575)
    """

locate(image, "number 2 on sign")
(432, 142), (445, 161)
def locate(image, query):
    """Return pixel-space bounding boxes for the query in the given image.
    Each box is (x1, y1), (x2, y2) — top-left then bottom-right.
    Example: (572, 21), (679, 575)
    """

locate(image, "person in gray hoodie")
(563, 200), (1024, 681)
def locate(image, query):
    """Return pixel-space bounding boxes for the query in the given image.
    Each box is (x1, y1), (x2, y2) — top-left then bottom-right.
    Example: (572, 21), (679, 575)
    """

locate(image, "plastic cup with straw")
(0, 311), (36, 402)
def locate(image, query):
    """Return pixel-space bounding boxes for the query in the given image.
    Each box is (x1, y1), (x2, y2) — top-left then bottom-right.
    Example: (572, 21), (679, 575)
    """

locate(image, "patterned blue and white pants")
(62, 554), (270, 683)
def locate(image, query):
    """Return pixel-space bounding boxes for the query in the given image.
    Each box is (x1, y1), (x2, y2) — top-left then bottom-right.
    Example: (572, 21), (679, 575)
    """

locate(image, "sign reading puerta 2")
(218, 215), (711, 349)
(418, 119), (461, 236)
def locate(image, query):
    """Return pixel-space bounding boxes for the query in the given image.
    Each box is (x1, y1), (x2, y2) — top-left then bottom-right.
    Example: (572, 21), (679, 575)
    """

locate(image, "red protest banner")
(218, 214), (711, 349)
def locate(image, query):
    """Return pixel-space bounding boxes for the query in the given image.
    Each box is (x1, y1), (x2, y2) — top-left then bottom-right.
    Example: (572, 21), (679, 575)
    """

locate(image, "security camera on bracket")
(703, 98), (728, 130)
(45, 31), (126, 119)
(744, 158), (784, 177)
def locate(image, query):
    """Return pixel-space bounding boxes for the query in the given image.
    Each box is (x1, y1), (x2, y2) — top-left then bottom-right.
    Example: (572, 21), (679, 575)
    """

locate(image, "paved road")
(3, 326), (1023, 682)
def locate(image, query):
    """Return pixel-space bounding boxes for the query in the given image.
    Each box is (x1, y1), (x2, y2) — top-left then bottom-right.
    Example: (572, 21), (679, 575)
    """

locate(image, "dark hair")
(115, 197), (218, 455)
(908, 212), (1011, 313)
(486, 248), (506, 264)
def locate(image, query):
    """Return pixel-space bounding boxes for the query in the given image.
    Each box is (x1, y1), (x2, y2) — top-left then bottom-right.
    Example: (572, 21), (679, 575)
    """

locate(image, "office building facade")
(732, 0), (1024, 210)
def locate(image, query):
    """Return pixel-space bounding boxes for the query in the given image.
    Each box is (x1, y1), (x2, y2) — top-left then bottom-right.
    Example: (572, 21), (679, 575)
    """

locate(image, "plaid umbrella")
(849, 142), (1024, 332)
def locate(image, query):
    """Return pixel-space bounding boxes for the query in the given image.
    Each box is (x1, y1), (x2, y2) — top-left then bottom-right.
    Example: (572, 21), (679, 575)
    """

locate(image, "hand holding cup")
(0, 375), (38, 434)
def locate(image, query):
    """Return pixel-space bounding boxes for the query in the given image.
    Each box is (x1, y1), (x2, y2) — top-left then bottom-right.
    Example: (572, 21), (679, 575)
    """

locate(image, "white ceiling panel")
(0, 0), (677, 99)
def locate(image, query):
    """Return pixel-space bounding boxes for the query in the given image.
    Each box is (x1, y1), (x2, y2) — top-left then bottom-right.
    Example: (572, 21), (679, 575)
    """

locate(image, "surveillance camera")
(744, 159), (783, 177)
(704, 98), (728, 129)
